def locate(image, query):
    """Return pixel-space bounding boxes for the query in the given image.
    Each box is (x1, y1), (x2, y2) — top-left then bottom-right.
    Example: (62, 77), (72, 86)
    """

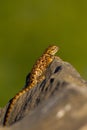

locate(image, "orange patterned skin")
(3, 45), (59, 126)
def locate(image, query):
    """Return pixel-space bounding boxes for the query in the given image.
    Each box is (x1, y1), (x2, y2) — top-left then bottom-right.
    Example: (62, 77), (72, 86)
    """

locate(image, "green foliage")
(0, 0), (87, 106)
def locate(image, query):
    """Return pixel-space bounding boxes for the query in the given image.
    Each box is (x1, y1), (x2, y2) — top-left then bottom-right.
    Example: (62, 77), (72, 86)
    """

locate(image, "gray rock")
(0, 57), (87, 130)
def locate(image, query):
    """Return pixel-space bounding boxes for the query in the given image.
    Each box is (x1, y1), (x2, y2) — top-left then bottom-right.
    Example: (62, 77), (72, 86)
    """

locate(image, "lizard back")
(3, 45), (59, 126)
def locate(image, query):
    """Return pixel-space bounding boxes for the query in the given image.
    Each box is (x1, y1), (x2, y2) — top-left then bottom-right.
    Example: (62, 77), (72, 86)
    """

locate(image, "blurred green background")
(0, 0), (87, 107)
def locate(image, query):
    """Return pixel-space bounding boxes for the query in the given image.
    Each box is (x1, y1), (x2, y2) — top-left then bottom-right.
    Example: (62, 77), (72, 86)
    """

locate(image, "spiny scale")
(3, 45), (59, 126)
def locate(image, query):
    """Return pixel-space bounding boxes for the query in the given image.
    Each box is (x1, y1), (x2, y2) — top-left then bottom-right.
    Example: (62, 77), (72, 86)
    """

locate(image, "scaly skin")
(3, 45), (59, 126)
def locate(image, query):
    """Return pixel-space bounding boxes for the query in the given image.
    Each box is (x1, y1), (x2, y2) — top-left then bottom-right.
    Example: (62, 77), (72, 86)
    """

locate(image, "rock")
(0, 57), (87, 130)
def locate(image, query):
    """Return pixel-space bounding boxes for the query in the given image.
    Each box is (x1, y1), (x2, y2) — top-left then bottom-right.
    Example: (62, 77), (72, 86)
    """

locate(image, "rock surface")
(0, 57), (87, 130)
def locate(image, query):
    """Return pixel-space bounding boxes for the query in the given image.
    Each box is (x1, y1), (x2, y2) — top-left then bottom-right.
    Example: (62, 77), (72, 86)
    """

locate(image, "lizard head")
(45, 45), (59, 55)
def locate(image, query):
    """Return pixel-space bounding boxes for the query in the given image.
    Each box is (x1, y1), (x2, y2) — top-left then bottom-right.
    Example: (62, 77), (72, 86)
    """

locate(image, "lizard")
(3, 45), (59, 126)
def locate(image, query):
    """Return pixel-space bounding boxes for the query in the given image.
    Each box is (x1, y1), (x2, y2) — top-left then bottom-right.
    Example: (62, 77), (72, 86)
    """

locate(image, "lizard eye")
(44, 45), (59, 55)
(48, 45), (59, 55)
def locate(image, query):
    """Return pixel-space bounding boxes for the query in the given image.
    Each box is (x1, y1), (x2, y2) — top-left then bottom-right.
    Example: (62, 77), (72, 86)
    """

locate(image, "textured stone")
(0, 57), (87, 130)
